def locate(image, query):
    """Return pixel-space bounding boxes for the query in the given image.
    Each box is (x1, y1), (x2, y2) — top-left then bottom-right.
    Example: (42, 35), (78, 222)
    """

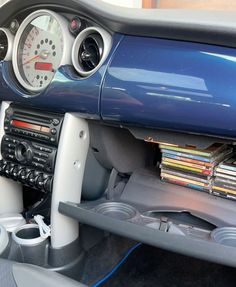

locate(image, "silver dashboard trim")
(0, 28), (14, 61)
(72, 26), (112, 77)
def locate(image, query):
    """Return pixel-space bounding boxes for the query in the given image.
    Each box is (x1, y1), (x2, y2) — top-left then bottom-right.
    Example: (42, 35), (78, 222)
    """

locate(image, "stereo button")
(51, 128), (57, 135)
(52, 118), (60, 126)
(37, 163), (44, 169)
(33, 157), (46, 164)
(7, 154), (15, 160)
(41, 153), (49, 159)
(36, 173), (44, 189)
(39, 158), (46, 164)
(0, 160), (6, 175)
(27, 171), (36, 185)
(4, 162), (12, 175)
(44, 176), (53, 192)
(32, 162), (37, 168)
(34, 151), (42, 157)
(42, 147), (52, 153)
(32, 162), (44, 169)
(32, 144), (41, 150)
(41, 135), (49, 140)
(12, 166), (19, 178)
(18, 168), (27, 182)
(34, 151), (49, 158)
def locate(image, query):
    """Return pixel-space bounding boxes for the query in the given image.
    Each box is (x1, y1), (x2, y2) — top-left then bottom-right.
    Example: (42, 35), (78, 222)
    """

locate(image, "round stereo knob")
(10, 165), (19, 179)
(18, 168), (27, 182)
(4, 162), (12, 176)
(15, 142), (33, 163)
(0, 160), (6, 175)
(27, 170), (36, 186)
(35, 173), (44, 190)
(44, 176), (53, 193)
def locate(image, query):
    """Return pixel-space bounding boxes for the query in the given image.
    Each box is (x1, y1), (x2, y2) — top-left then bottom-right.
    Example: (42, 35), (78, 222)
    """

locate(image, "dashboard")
(1, 0), (236, 269)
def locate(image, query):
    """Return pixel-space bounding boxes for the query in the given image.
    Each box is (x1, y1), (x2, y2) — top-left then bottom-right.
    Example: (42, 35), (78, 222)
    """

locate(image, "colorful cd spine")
(162, 157), (212, 170)
(162, 153), (213, 167)
(161, 149), (212, 162)
(161, 162), (212, 175)
(162, 177), (209, 192)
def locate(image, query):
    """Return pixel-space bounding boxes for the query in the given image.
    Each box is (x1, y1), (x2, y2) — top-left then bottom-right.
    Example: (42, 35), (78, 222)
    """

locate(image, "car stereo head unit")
(0, 105), (64, 193)
(4, 105), (63, 145)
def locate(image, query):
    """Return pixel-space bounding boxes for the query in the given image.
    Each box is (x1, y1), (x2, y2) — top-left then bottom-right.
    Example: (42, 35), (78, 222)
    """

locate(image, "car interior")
(1, 0), (236, 286)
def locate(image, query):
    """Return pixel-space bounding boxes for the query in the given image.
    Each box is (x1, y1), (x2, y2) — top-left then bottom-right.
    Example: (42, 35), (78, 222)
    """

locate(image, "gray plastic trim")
(0, 225), (9, 255)
(120, 168), (236, 227)
(12, 261), (88, 287)
(48, 237), (83, 268)
(59, 200), (236, 268)
(128, 127), (235, 148)
(211, 227), (236, 248)
(59, 167), (236, 268)
(2, 0), (236, 47)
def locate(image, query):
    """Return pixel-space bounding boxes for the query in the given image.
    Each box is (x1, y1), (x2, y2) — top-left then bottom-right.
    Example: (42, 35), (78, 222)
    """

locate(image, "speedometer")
(12, 10), (73, 93)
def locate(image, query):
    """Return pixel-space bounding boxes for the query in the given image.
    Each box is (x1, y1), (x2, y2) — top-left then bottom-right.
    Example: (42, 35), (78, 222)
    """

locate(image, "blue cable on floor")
(90, 242), (142, 287)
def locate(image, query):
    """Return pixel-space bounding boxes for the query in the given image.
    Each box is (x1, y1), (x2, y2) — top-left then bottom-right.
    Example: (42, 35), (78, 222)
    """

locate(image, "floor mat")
(97, 244), (236, 287)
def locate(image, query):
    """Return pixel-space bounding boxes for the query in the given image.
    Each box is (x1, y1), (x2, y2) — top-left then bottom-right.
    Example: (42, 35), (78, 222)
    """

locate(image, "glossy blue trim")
(0, 34), (123, 115)
(102, 36), (236, 138)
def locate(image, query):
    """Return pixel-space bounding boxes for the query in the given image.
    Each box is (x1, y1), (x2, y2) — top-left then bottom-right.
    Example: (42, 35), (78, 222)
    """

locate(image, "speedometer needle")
(23, 50), (51, 65)
(23, 54), (40, 65)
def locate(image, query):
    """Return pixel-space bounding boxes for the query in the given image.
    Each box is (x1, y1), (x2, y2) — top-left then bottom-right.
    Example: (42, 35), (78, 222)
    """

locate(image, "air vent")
(79, 33), (103, 72)
(72, 27), (112, 77)
(0, 28), (13, 61)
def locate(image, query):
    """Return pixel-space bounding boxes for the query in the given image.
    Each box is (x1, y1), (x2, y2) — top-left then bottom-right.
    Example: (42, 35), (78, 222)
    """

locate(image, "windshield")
(0, 0), (233, 10)
(102, 0), (235, 10)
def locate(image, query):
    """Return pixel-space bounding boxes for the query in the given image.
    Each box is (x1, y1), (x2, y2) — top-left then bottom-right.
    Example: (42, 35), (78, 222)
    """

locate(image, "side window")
(143, 0), (236, 10)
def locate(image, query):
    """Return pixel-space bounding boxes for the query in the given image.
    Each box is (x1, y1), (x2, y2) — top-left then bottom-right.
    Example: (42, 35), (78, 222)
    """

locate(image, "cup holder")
(94, 202), (137, 220)
(12, 224), (46, 246)
(11, 223), (49, 265)
(211, 227), (236, 248)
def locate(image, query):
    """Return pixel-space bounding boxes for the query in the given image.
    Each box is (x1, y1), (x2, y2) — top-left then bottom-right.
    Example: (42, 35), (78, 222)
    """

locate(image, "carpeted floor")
(98, 244), (236, 287)
(80, 234), (136, 285)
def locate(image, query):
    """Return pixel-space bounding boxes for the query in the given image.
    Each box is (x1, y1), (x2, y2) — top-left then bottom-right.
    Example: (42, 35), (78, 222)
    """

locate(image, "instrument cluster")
(0, 9), (112, 94)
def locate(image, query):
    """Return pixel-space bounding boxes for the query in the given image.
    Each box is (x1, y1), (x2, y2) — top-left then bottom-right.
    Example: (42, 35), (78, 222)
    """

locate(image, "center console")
(0, 105), (63, 193)
(0, 102), (90, 272)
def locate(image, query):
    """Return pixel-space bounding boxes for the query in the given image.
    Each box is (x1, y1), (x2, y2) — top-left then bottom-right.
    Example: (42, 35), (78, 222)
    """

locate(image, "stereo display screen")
(11, 119), (50, 133)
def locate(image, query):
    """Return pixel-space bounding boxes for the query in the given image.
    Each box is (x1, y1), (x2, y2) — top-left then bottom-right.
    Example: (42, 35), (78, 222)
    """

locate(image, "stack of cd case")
(212, 154), (236, 200)
(159, 143), (232, 193)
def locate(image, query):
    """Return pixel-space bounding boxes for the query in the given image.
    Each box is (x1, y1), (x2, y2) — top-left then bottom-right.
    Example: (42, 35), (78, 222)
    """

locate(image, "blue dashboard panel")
(102, 36), (236, 138)
(0, 34), (123, 116)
